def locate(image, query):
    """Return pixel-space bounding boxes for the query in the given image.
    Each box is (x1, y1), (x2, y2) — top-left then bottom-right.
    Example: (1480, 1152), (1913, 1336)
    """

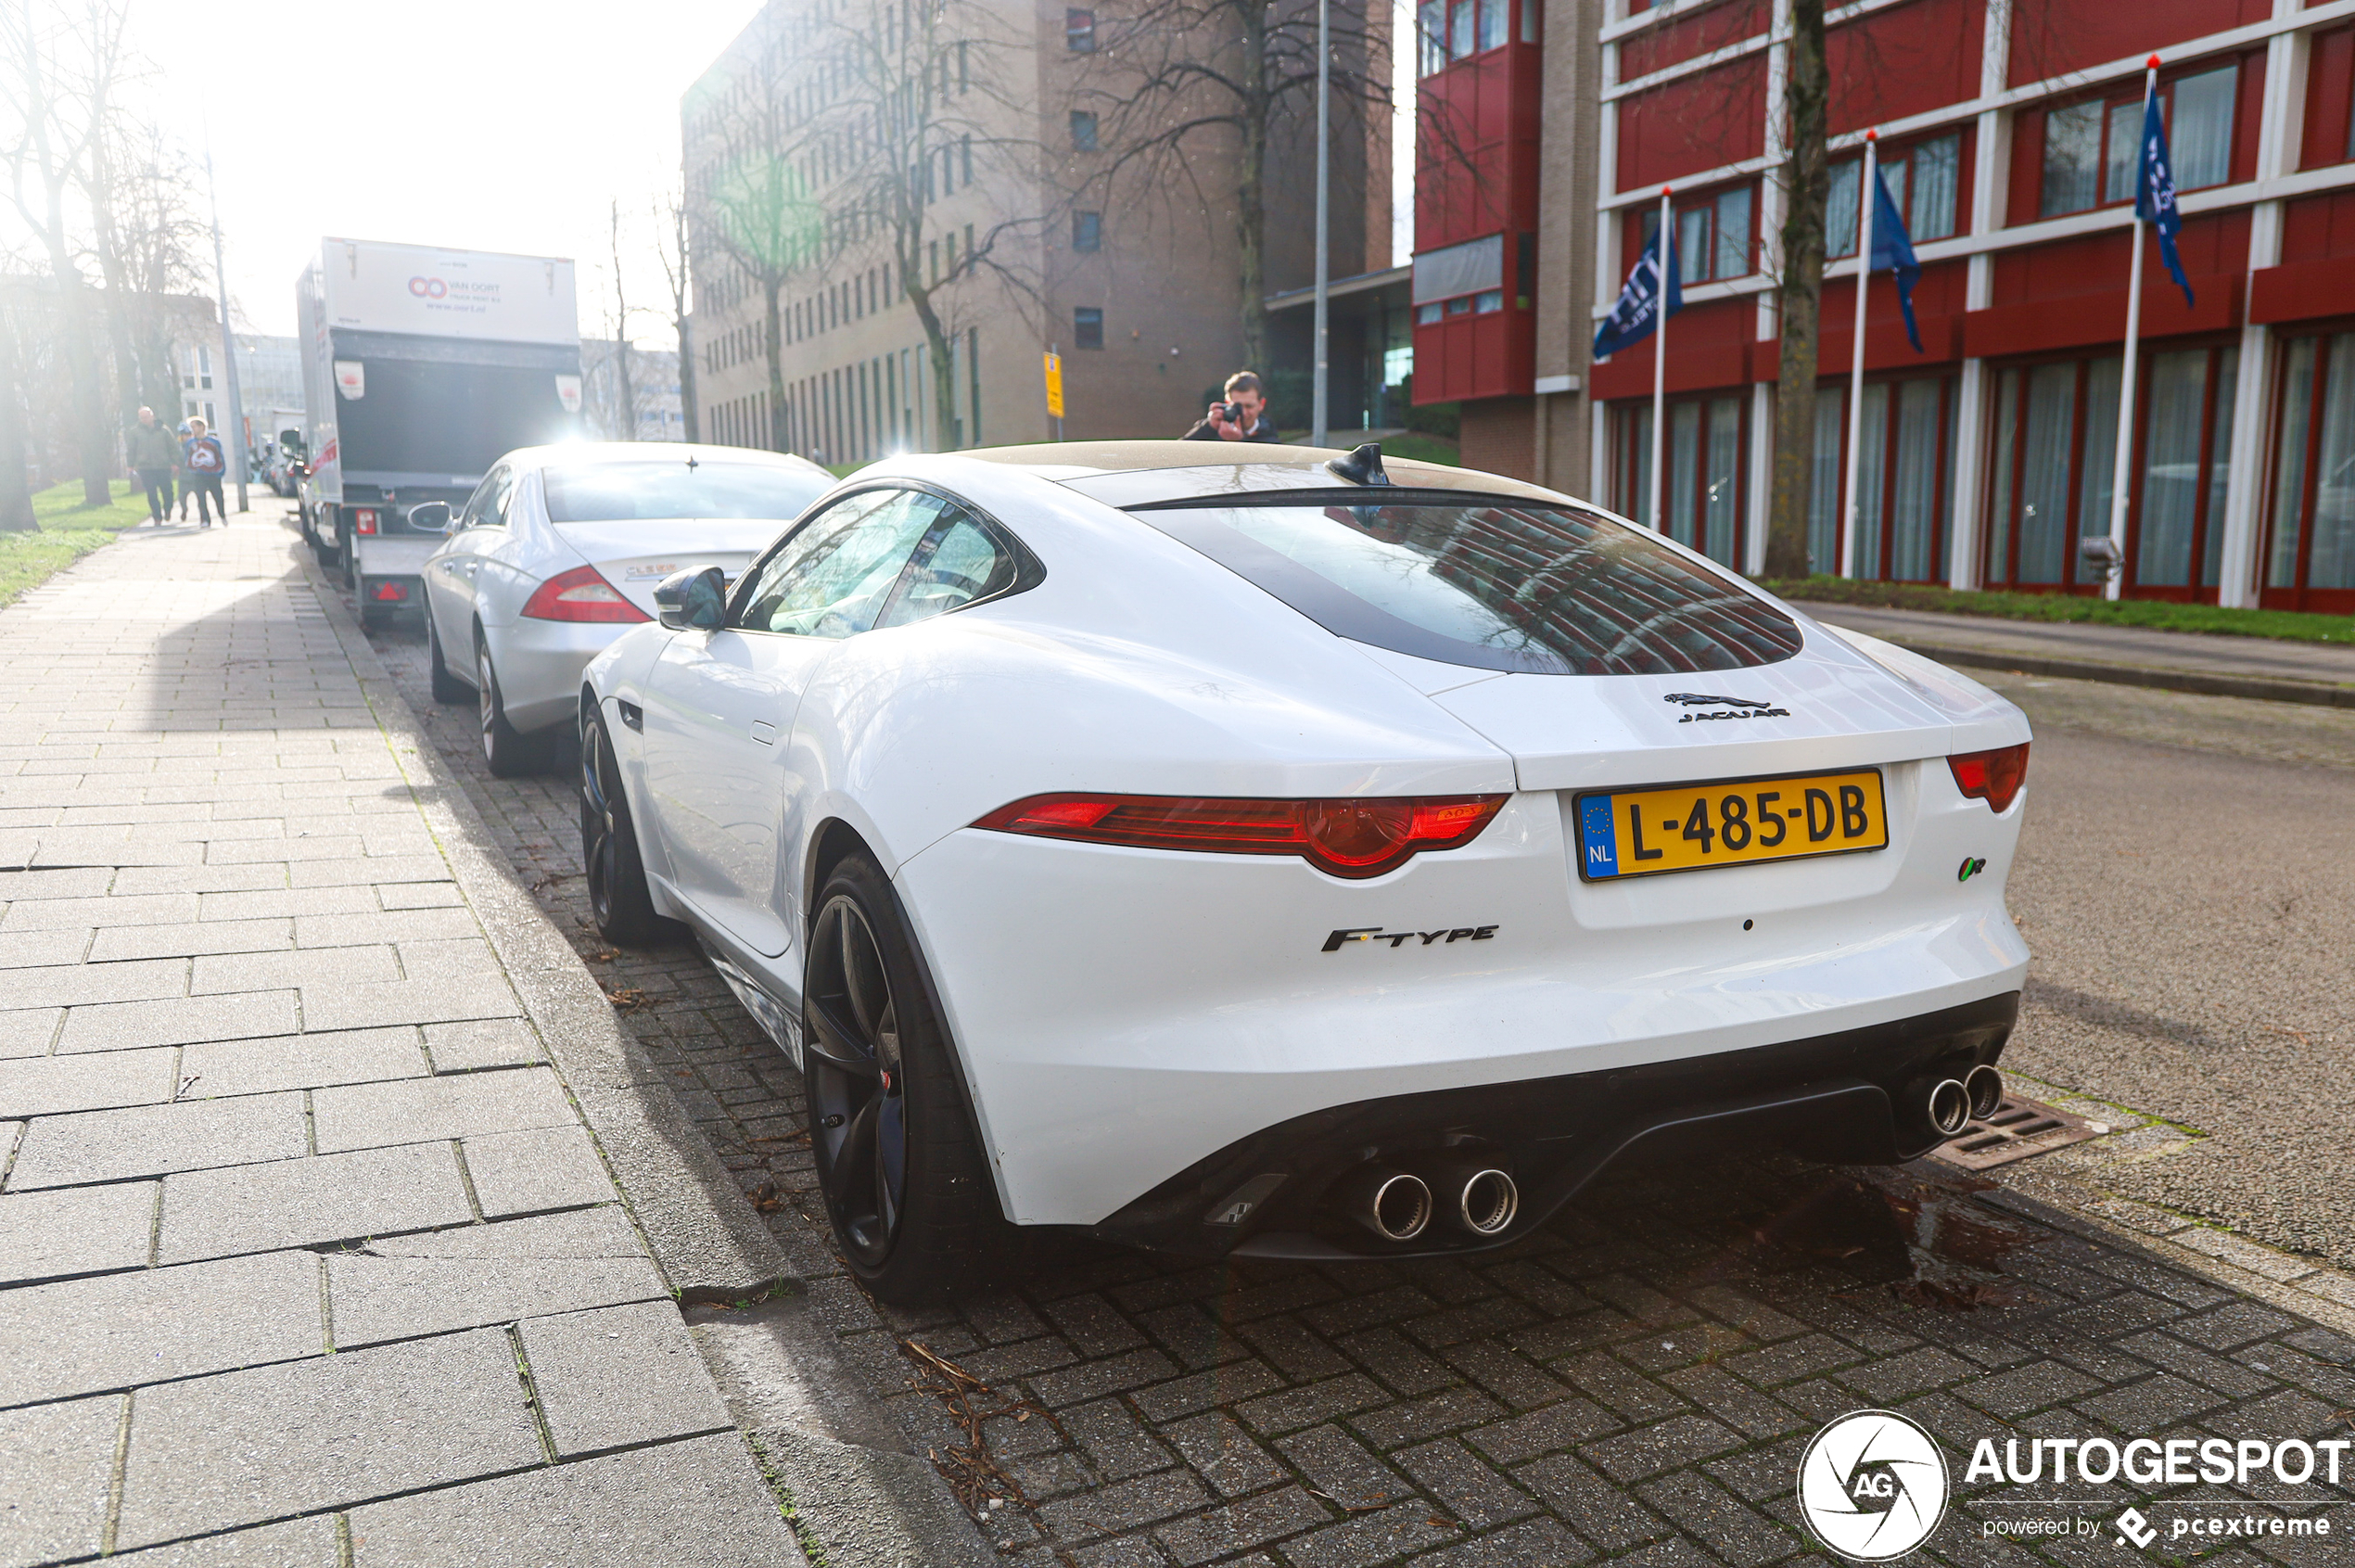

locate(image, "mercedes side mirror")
(407, 501), (452, 533)
(654, 566), (727, 631)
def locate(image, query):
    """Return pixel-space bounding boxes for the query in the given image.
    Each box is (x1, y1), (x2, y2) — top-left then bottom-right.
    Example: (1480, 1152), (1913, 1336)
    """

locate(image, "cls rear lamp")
(973, 792), (1508, 879)
(520, 566), (650, 624)
(1947, 743), (2030, 813)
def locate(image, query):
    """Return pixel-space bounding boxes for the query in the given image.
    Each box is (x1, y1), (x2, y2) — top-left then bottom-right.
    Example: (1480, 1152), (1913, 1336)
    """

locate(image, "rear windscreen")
(544, 462), (830, 523)
(336, 360), (577, 477)
(1130, 496), (1802, 674)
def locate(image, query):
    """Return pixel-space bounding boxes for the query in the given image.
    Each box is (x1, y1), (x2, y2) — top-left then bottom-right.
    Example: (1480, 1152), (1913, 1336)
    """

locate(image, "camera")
(1210, 402), (1235, 423)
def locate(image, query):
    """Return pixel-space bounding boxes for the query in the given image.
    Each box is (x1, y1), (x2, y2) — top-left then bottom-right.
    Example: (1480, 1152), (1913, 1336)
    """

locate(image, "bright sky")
(134, 0), (762, 342)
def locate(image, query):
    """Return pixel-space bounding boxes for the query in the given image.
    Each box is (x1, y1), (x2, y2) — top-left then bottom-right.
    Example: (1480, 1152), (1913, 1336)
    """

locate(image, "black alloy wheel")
(578, 708), (669, 946)
(804, 853), (1011, 1299)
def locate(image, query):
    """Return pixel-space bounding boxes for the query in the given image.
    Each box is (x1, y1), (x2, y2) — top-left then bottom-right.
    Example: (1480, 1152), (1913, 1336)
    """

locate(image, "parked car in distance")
(575, 440), (2035, 1302)
(419, 441), (834, 776)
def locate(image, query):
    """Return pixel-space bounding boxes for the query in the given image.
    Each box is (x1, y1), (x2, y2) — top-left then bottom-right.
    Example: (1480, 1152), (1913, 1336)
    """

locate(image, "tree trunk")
(0, 317), (36, 531)
(676, 311), (699, 444)
(1236, 2), (1271, 372)
(904, 252), (960, 449)
(763, 276), (788, 452)
(1763, 0), (1829, 579)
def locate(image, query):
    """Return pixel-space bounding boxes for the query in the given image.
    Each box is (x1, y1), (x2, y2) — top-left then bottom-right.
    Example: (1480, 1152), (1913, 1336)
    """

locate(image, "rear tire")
(426, 608), (469, 705)
(579, 707), (675, 947)
(804, 852), (1014, 1302)
(476, 635), (548, 778)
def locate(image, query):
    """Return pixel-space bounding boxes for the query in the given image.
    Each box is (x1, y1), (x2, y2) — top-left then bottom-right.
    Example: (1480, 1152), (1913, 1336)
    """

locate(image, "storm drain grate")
(1931, 1092), (2107, 1170)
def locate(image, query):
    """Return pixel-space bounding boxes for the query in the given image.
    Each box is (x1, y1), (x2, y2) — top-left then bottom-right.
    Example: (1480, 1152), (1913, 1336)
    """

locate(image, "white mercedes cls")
(577, 441), (2033, 1300)
(416, 442), (833, 775)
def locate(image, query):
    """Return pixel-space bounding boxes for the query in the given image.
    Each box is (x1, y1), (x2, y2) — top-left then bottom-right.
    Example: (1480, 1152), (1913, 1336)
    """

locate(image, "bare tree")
(85, 107), (207, 435)
(656, 184), (698, 442)
(1074, 0), (1387, 370)
(1763, 0), (1828, 578)
(0, 268), (36, 529)
(605, 198), (639, 440)
(2, 0), (126, 505)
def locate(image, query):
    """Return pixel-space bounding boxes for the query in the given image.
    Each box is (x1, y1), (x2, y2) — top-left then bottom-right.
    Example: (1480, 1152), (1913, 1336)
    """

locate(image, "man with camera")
(1182, 371), (1281, 442)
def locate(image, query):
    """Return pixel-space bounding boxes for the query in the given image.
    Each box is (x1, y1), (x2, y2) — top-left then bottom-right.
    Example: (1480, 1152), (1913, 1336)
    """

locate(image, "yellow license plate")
(1575, 769), (1888, 881)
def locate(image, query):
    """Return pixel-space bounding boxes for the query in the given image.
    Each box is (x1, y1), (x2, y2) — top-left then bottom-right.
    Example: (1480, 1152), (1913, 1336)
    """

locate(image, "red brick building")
(1412, 0), (2355, 609)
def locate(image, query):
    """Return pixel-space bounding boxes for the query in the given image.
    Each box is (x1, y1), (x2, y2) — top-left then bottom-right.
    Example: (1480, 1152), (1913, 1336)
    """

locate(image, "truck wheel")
(476, 636), (548, 778)
(426, 609), (469, 705)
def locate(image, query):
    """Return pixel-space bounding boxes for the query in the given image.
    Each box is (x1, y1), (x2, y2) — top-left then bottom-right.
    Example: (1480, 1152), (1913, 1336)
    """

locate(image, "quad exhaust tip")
(1928, 1077), (1973, 1138)
(1965, 1064), (2005, 1121)
(1340, 1166), (1433, 1242)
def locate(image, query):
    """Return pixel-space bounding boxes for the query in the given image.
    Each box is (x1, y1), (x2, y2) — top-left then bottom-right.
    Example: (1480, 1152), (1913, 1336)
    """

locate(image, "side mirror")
(654, 565), (727, 631)
(407, 501), (453, 533)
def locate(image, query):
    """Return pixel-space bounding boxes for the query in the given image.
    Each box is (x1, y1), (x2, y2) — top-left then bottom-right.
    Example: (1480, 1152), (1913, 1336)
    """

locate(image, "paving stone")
(5, 1091), (311, 1189)
(325, 1206), (667, 1346)
(345, 1433), (805, 1567)
(517, 1299), (732, 1457)
(0, 1179), (155, 1282)
(114, 1327), (541, 1549)
(0, 1251), (321, 1406)
(1402, 1517), (1593, 1566)
(159, 1141), (473, 1263)
(0, 1045), (175, 1116)
(1460, 1395), (1621, 1464)
(1514, 1453), (1671, 1551)
(87, 917), (293, 962)
(0, 1393), (121, 1568)
(0, 1008), (61, 1058)
(1284, 1500), (1461, 1567)
(1394, 1436), (1541, 1528)
(105, 1516), (342, 1566)
(0, 931), (94, 970)
(1636, 1469), (1801, 1568)
(197, 886), (378, 921)
(1037, 1469), (1213, 1543)
(461, 1123), (618, 1217)
(1151, 1485), (1330, 1565)
(1952, 1360), (2106, 1418)
(1165, 1410), (1289, 1497)
(0, 892), (197, 931)
(310, 1065), (577, 1153)
(178, 1025), (427, 1098)
(1238, 1372), (1393, 1435)
(1029, 1348), (1184, 1409)
(1580, 1413), (1744, 1484)
(56, 990), (300, 1053)
(1279, 1422), (1412, 1509)
(423, 1015), (544, 1071)
(190, 943), (400, 994)
(1351, 1387), (1510, 1451)
(1060, 1396), (1178, 1482)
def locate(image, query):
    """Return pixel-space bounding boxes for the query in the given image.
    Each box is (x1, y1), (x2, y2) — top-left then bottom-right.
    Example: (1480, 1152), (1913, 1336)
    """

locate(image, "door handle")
(750, 720), (779, 746)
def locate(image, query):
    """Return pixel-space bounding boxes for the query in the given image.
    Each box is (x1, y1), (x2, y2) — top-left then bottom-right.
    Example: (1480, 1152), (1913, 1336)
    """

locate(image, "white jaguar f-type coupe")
(579, 441), (2032, 1299)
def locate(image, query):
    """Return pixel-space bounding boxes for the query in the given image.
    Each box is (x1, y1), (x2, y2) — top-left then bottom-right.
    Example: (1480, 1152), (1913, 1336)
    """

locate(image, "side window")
(732, 490), (944, 639)
(459, 465), (515, 529)
(875, 510), (1019, 630)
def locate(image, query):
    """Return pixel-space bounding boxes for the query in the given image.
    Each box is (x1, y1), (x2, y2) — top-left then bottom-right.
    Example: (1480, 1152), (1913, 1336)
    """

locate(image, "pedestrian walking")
(183, 416), (228, 528)
(1181, 371), (1282, 443)
(174, 421), (194, 520)
(125, 407), (179, 524)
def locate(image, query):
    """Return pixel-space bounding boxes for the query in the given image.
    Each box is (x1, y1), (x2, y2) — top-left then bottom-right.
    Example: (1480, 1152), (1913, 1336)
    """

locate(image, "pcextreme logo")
(1798, 1410), (1951, 1562)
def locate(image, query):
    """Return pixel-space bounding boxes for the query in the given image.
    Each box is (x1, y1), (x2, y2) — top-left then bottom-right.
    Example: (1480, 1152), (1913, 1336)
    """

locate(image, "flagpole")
(1839, 131), (1877, 580)
(1650, 186), (1671, 532)
(2106, 55), (2160, 605)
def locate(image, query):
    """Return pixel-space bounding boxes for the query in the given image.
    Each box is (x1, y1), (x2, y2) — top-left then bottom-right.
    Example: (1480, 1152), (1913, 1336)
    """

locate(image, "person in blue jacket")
(183, 416), (228, 527)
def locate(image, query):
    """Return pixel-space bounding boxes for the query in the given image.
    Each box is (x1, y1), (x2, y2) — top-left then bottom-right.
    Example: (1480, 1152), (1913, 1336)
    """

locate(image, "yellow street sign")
(1043, 351), (1065, 419)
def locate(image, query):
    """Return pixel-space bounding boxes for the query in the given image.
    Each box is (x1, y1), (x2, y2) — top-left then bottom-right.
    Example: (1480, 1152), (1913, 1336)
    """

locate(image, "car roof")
(503, 441), (832, 477)
(955, 440), (1576, 510)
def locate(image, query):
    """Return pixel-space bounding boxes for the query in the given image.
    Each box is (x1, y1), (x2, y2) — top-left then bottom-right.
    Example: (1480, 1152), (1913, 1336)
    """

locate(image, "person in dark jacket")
(125, 408), (178, 523)
(1181, 371), (1281, 443)
(182, 416), (228, 527)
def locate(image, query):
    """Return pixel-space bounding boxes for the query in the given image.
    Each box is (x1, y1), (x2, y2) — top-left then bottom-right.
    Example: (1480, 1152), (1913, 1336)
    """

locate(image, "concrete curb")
(753, 1426), (1000, 1568)
(296, 544), (793, 1302)
(1866, 635), (2355, 709)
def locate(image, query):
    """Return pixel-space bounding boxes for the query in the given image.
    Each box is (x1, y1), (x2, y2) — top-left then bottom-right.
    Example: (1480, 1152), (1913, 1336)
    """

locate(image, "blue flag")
(1592, 223), (1682, 359)
(1871, 165), (1924, 353)
(2135, 83), (2195, 308)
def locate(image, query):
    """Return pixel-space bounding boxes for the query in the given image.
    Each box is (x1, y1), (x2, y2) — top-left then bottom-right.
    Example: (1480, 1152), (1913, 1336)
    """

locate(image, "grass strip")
(1758, 574), (2355, 645)
(0, 480), (164, 607)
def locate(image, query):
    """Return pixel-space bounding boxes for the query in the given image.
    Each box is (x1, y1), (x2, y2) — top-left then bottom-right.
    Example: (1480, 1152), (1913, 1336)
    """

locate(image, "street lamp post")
(1311, 0), (1330, 449)
(203, 141), (248, 514)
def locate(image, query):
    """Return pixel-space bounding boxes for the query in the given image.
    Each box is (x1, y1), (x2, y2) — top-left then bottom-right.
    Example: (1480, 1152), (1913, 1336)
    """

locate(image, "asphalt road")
(1973, 669), (2355, 1266)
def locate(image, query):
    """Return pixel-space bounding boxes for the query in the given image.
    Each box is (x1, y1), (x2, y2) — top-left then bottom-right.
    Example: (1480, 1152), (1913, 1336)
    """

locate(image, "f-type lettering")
(1321, 927), (1382, 952)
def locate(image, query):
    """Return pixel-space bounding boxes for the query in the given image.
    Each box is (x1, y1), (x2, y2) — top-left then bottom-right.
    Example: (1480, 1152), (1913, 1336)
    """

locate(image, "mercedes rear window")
(1128, 494), (1801, 675)
(543, 461), (829, 524)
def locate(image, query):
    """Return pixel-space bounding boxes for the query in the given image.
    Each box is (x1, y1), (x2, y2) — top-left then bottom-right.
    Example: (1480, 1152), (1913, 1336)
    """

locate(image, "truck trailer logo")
(1798, 1410), (1949, 1562)
(408, 276), (450, 299)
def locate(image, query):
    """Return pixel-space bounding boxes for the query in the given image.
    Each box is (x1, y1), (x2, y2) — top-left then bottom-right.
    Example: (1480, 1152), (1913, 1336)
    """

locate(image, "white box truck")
(291, 238), (581, 625)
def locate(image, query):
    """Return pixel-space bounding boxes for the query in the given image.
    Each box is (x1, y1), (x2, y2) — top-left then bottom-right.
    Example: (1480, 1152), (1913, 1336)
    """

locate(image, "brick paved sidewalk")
(0, 520), (802, 1566)
(359, 549), (2355, 1568)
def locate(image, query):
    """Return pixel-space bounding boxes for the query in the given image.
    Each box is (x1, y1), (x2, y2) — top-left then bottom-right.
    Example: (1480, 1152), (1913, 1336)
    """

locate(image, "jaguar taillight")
(1948, 744), (2030, 813)
(973, 793), (1508, 879)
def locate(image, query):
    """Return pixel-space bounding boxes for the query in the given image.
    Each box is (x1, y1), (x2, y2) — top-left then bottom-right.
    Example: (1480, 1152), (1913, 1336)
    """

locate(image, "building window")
(1613, 396), (1745, 567)
(1806, 376), (1958, 581)
(1416, 302), (1442, 325)
(1417, 0), (1446, 75)
(1066, 7), (1094, 50)
(1829, 133), (1961, 255)
(198, 347), (213, 390)
(1986, 346), (2236, 594)
(2041, 64), (2238, 219)
(1074, 307), (1104, 349)
(1474, 289), (1503, 312)
(962, 134), (974, 185)
(1648, 186), (1752, 283)
(1074, 211), (1101, 251)
(2266, 330), (2355, 606)
(1445, 296), (1472, 315)
(1476, 0), (1506, 51)
(1070, 110), (1099, 150)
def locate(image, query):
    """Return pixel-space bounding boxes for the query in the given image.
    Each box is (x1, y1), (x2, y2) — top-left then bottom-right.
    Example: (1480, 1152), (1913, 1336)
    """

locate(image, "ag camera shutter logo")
(1799, 1409), (1950, 1561)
